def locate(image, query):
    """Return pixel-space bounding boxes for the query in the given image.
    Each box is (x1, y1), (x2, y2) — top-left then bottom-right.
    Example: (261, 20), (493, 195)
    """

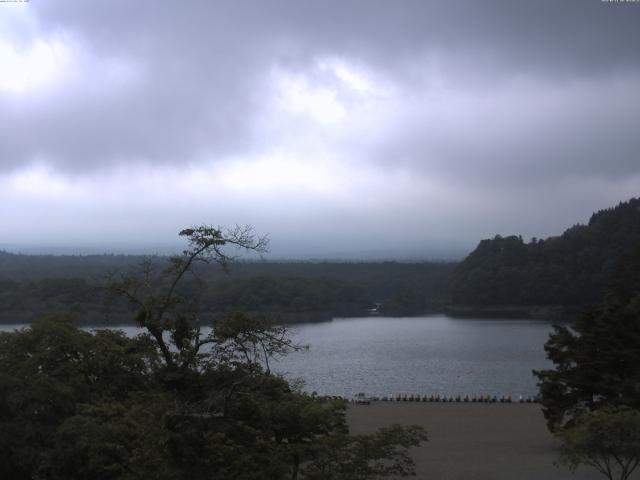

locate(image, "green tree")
(557, 407), (640, 480)
(534, 246), (640, 431)
(302, 424), (428, 480)
(451, 197), (640, 308)
(0, 316), (161, 480)
(1, 225), (428, 479)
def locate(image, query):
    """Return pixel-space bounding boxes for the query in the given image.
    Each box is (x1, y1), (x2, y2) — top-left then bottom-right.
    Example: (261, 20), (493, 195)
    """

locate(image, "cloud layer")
(1, 0), (639, 257)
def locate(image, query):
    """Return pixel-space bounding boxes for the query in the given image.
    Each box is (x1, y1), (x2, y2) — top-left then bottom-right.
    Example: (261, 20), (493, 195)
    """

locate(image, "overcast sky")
(1, 0), (639, 258)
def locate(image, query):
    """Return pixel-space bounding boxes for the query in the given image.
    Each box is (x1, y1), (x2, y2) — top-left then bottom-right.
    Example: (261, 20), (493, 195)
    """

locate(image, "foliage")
(0, 225), (428, 479)
(534, 246), (640, 431)
(0, 316), (162, 480)
(451, 197), (640, 307)
(0, 256), (455, 324)
(557, 407), (640, 480)
(302, 425), (428, 480)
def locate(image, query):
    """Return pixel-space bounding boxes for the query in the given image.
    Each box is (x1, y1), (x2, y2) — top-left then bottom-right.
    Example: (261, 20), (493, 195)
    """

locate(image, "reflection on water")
(1, 315), (553, 397)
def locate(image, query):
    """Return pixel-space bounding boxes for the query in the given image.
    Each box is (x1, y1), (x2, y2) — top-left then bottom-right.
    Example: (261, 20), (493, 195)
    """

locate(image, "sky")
(1, 0), (639, 259)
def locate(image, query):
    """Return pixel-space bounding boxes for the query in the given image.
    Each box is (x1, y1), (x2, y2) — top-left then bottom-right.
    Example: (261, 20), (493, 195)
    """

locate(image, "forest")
(1, 197), (638, 325)
(0, 253), (455, 324)
(450, 198), (640, 311)
(0, 227), (428, 479)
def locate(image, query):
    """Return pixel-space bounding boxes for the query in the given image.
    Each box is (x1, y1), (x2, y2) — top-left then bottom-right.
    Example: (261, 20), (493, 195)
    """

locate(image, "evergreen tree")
(534, 246), (640, 431)
(451, 197), (640, 308)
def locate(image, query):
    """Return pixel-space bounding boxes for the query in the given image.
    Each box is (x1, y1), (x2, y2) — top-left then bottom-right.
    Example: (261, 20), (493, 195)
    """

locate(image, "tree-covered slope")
(451, 197), (640, 307)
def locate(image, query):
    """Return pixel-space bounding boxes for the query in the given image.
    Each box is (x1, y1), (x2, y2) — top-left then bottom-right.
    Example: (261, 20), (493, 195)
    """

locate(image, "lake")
(0, 315), (554, 398)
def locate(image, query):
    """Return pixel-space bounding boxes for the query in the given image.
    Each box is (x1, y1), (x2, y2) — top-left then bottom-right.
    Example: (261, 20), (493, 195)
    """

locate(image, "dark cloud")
(1, 0), (639, 255)
(1, 0), (638, 172)
(366, 75), (640, 184)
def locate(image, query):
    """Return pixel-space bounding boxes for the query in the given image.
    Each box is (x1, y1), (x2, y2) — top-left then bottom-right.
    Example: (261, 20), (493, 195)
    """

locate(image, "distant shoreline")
(444, 304), (583, 322)
(0, 308), (571, 327)
(0, 307), (578, 327)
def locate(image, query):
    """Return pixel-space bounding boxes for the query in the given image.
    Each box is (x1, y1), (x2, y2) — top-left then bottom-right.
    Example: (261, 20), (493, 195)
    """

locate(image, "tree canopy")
(451, 197), (640, 308)
(533, 243), (640, 480)
(534, 246), (640, 431)
(557, 406), (640, 480)
(0, 225), (428, 479)
(0, 254), (454, 324)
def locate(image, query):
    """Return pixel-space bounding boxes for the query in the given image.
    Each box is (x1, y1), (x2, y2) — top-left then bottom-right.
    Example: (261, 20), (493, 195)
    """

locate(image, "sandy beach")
(347, 402), (639, 480)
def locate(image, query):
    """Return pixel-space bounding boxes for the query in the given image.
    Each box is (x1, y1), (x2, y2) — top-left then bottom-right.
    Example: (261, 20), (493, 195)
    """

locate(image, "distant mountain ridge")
(450, 197), (640, 310)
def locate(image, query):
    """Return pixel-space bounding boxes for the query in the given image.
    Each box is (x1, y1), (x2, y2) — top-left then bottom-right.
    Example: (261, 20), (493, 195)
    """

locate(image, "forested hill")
(450, 197), (640, 309)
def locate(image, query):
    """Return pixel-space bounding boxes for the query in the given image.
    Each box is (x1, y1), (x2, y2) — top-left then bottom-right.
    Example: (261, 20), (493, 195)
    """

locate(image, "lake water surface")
(0, 315), (554, 398)
(275, 315), (553, 398)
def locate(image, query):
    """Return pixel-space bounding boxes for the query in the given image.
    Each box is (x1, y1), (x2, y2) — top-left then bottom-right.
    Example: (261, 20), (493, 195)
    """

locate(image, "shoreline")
(0, 309), (564, 327)
(444, 304), (582, 322)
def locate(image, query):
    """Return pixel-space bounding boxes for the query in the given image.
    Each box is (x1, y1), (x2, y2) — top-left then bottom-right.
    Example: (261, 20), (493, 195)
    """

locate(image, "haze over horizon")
(1, 1), (639, 259)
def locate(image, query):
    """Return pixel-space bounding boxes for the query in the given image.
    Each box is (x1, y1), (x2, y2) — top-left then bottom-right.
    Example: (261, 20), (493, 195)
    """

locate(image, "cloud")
(363, 72), (640, 183)
(0, 0), (638, 255)
(1, 0), (637, 173)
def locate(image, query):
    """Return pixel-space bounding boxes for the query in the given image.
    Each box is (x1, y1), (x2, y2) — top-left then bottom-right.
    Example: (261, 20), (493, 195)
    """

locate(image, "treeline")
(0, 252), (136, 280)
(0, 256), (456, 324)
(3, 197), (639, 323)
(201, 262), (454, 317)
(0, 278), (101, 324)
(450, 197), (640, 308)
